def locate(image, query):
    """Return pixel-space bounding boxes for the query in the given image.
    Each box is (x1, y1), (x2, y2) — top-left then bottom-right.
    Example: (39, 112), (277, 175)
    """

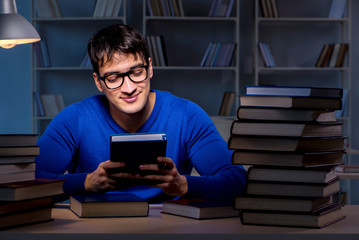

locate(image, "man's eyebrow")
(103, 63), (144, 76)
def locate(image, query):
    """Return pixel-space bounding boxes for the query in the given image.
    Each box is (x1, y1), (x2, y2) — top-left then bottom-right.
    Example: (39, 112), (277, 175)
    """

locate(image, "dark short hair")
(87, 24), (149, 74)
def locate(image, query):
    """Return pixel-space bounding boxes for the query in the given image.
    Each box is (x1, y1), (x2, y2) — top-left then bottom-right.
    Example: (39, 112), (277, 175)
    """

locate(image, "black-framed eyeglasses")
(97, 65), (149, 89)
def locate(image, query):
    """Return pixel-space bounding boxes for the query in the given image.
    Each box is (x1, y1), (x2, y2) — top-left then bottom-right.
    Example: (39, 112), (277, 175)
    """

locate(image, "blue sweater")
(35, 90), (246, 201)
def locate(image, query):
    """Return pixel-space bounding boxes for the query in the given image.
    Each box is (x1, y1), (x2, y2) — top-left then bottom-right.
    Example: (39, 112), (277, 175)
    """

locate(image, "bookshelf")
(142, 0), (240, 117)
(253, 0), (353, 202)
(30, 0), (127, 134)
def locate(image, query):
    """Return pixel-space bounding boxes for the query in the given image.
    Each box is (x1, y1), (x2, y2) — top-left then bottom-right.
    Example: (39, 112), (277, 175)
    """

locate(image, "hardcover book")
(235, 194), (334, 213)
(239, 95), (342, 110)
(230, 120), (342, 137)
(245, 86), (343, 98)
(0, 178), (64, 201)
(228, 136), (345, 152)
(246, 178), (340, 198)
(240, 203), (344, 228)
(236, 107), (337, 123)
(0, 134), (38, 147)
(162, 198), (240, 219)
(70, 192), (149, 218)
(246, 166), (338, 184)
(231, 150), (344, 167)
(110, 132), (167, 185)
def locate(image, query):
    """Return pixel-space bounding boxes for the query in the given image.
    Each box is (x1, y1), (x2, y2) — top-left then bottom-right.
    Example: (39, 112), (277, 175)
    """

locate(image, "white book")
(328, 43), (341, 67)
(40, 94), (60, 117)
(105, 0), (116, 17)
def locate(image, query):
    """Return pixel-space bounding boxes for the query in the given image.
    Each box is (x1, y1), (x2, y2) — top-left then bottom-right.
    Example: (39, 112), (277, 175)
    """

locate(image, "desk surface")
(2, 204), (359, 235)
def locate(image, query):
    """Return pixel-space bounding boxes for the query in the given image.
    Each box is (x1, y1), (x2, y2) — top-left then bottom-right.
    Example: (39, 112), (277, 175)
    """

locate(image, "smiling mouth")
(122, 93), (140, 103)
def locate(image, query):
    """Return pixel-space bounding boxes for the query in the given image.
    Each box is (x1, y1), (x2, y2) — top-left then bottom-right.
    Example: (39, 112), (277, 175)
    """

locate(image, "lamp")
(0, 0), (40, 49)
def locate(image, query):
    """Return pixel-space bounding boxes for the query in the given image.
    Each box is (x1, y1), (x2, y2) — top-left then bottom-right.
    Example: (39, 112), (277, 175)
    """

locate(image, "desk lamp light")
(0, 0), (40, 49)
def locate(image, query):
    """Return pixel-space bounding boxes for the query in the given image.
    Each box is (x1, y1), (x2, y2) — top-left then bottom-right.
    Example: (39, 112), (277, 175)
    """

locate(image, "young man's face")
(93, 53), (153, 116)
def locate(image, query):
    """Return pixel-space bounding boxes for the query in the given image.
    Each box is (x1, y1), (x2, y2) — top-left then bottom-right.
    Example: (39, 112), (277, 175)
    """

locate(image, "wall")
(0, 0), (32, 133)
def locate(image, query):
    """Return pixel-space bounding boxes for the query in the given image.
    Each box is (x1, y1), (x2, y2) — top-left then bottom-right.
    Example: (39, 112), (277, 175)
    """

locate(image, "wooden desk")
(1, 205), (359, 239)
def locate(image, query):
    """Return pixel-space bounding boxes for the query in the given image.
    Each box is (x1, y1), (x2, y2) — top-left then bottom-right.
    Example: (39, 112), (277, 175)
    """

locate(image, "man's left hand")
(135, 157), (188, 196)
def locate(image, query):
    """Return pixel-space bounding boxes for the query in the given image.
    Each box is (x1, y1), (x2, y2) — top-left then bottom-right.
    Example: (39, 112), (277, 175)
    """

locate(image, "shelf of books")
(253, 0), (353, 203)
(143, 0), (240, 117)
(31, 0), (127, 135)
(230, 85), (346, 228)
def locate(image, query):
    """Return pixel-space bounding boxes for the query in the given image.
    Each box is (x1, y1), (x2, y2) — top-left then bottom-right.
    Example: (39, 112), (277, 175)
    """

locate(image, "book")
(228, 136), (345, 152)
(231, 150), (344, 167)
(239, 95), (342, 110)
(218, 91), (235, 116)
(230, 120), (342, 137)
(0, 197), (53, 215)
(329, 0), (346, 18)
(245, 86), (343, 98)
(0, 178), (64, 201)
(246, 178), (340, 198)
(0, 207), (53, 230)
(315, 44), (330, 67)
(0, 163), (35, 184)
(328, 43), (341, 67)
(40, 94), (65, 117)
(162, 198), (240, 219)
(236, 107), (337, 123)
(33, 38), (51, 67)
(320, 43), (335, 67)
(240, 203), (344, 228)
(335, 165), (359, 173)
(0, 146), (40, 157)
(70, 193), (149, 218)
(0, 134), (38, 147)
(235, 195), (334, 212)
(110, 133), (167, 184)
(0, 155), (37, 164)
(247, 166), (338, 184)
(335, 43), (349, 67)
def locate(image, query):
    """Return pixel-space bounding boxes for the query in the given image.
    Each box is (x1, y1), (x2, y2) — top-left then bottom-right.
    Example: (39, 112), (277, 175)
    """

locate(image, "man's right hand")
(84, 160), (134, 192)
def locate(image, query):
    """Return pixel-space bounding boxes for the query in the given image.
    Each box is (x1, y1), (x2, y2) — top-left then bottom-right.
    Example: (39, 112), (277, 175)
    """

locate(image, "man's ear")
(93, 73), (104, 92)
(148, 57), (153, 79)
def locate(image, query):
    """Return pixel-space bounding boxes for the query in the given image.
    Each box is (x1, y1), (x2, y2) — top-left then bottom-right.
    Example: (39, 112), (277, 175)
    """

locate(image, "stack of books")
(0, 134), (64, 229)
(230, 85), (346, 228)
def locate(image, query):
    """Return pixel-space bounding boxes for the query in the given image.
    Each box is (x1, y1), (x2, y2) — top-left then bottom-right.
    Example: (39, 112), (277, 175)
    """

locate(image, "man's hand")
(135, 157), (188, 196)
(84, 160), (134, 192)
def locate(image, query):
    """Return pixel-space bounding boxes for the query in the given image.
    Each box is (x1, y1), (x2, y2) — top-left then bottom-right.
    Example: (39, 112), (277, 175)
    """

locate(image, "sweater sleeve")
(182, 102), (247, 199)
(35, 106), (87, 194)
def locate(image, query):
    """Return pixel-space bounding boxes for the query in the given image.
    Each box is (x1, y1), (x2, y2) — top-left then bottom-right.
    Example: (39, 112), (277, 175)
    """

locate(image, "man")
(35, 24), (246, 202)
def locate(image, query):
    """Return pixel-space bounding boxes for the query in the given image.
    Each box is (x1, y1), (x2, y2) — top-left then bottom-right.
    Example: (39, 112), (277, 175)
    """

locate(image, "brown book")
(315, 44), (330, 67)
(0, 197), (53, 215)
(162, 198), (240, 219)
(235, 195), (334, 212)
(230, 120), (342, 137)
(240, 203), (345, 228)
(0, 146), (40, 157)
(335, 43), (349, 67)
(219, 91), (235, 116)
(0, 178), (64, 201)
(70, 193), (149, 218)
(247, 166), (338, 184)
(246, 178), (340, 198)
(0, 134), (38, 147)
(231, 150), (344, 167)
(239, 95), (342, 110)
(236, 107), (337, 122)
(0, 207), (53, 230)
(228, 136), (345, 152)
(0, 155), (36, 164)
(320, 43), (335, 67)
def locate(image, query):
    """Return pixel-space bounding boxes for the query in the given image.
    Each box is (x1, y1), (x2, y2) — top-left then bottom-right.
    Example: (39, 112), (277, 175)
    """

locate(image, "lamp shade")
(0, 0), (40, 49)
